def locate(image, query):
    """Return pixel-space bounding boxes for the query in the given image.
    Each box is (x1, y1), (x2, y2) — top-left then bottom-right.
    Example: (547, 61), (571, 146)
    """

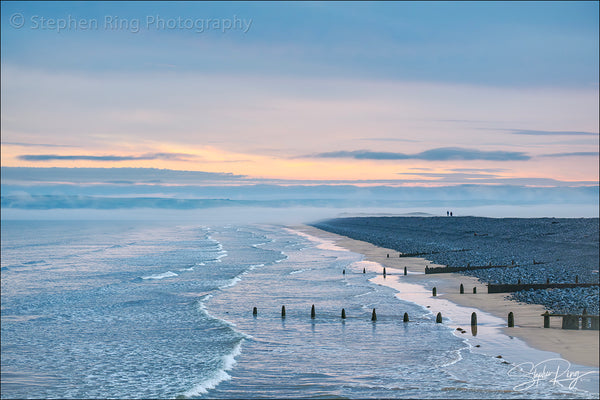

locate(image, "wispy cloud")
(2, 142), (79, 148)
(1, 167), (246, 184)
(358, 138), (422, 143)
(508, 129), (599, 136)
(311, 147), (530, 161)
(17, 153), (197, 162)
(540, 152), (599, 158)
(451, 168), (507, 173)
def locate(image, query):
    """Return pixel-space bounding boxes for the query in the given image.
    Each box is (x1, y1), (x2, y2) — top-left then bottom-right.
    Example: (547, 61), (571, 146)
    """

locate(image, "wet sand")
(294, 225), (599, 368)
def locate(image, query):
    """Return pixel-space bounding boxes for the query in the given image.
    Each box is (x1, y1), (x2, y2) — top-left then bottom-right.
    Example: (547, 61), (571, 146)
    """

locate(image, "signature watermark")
(508, 358), (599, 392)
(8, 13), (252, 34)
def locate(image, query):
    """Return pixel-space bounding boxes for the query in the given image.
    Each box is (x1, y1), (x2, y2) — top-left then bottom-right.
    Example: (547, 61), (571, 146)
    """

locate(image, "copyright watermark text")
(8, 13), (253, 34)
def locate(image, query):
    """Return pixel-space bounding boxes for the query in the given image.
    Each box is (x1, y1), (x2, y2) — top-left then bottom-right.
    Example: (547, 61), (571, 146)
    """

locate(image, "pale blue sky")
(2, 1), (598, 86)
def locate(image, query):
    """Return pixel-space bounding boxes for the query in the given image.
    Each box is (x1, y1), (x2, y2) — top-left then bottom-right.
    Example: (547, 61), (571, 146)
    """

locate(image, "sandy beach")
(295, 224), (599, 368)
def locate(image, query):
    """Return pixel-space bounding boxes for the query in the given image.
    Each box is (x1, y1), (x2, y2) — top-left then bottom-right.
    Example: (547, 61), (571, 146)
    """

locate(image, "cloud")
(539, 152), (599, 157)
(2, 142), (79, 148)
(508, 129), (599, 136)
(17, 153), (196, 162)
(311, 147), (530, 161)
(451, 168), (507, 173)
(1, 167), (246, 185)
(359, 138), (422, 143)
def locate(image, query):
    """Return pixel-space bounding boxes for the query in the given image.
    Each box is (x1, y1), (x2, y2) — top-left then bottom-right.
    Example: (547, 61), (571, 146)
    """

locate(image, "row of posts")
(253, 305), (513, 329)
(253, 305), (417, 323)
(432, 283), (476, 296)
(431, 284), (514, 327)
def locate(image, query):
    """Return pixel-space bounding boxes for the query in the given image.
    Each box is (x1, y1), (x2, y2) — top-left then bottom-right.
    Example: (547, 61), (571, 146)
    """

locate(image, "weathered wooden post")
(403, 312), (409, 322)
(460, 284), (464, 294)
(575, 275), (579, 284)
(591, 316), (599, 330)
(472, 287), (477, 294)
(341, 308), (346, 319)
(404, 266), (407, 276)
(518, 279), (521, 285)
(543, 311), (550, 328)
(311, 304), (316, 319)
(432, 287), (437, 297)
(281, 305), (286, 318)
(383, 267), (386, 276)
(508, 312), (514, 327)
(371, 308), (377, 321)
(343, 269), (345, 275)
(581, 308), (588, 330)
(546, 277), (550, 284)
(363, 267), (366, 274)
(253, 307), (257, 316)
(562, 314), (579, 330)
(436, 312), (442, 323)
(387, 254), (389, 258)
(471, 312), (477, 326)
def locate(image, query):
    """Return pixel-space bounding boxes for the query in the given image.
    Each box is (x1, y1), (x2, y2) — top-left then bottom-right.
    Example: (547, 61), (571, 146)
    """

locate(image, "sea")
(1, 220), (598, 399)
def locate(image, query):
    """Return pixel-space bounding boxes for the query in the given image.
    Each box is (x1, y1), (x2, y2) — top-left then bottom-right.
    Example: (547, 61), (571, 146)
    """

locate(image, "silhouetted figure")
(447, 211), (449, 216)
(450, 211), (453, 217)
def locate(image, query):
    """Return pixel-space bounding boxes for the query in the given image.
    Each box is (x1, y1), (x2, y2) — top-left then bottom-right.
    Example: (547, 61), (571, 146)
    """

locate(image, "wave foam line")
(182, 340), (244, 397)
(141, 271), (178, 280)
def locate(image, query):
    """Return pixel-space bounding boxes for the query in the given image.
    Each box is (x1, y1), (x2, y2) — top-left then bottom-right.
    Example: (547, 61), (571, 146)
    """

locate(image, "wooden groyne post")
(432, 287), (437, 297)
(341, 308), (346, 319)
(460, 284), (464, 294)
(403, 312), (409, 322)
(311, 304), (316, 319)
(436, 312), (442, 323)
(471, 312), (477, 326)
(562, 315), (579, 330)
(508, 312), (514, 327)
(404, 266), (407, 276)
(371, 308), (377, 321)
(281, 305), (286, 318)
(253, 307), (258, 316)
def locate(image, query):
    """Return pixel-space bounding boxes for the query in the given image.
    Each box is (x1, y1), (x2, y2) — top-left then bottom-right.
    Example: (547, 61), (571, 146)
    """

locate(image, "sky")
(1, 1), (599, 217)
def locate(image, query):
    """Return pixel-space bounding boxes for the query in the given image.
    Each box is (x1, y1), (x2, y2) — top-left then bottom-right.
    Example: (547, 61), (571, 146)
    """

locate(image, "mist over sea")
(1, 220), (597, 399)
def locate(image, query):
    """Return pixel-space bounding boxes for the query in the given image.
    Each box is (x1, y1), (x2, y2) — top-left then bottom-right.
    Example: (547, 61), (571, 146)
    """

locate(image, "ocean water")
(1, 220), (597, 399)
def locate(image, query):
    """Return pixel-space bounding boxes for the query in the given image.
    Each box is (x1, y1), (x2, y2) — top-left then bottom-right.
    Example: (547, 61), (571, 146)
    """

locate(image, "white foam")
(179, 267), (194, 272)
(141, 271), (178, 280)
(219, 276), (241, 289)
(209, 252), (228, 263)
(290, 268), (308, 275)
(182, 340), (243, 397)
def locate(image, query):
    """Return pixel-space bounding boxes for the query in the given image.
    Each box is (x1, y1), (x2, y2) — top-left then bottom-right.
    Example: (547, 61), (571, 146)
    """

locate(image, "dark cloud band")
(312, 147), (530, 161)
(18, 152), (195, 162)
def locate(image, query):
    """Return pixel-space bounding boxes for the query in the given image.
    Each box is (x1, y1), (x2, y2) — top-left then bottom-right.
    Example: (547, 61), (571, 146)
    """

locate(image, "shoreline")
(293, 224), (599, 369)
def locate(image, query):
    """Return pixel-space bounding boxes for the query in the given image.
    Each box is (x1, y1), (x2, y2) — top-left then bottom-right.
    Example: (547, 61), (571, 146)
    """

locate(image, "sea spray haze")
(2, 220), (597, 399)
